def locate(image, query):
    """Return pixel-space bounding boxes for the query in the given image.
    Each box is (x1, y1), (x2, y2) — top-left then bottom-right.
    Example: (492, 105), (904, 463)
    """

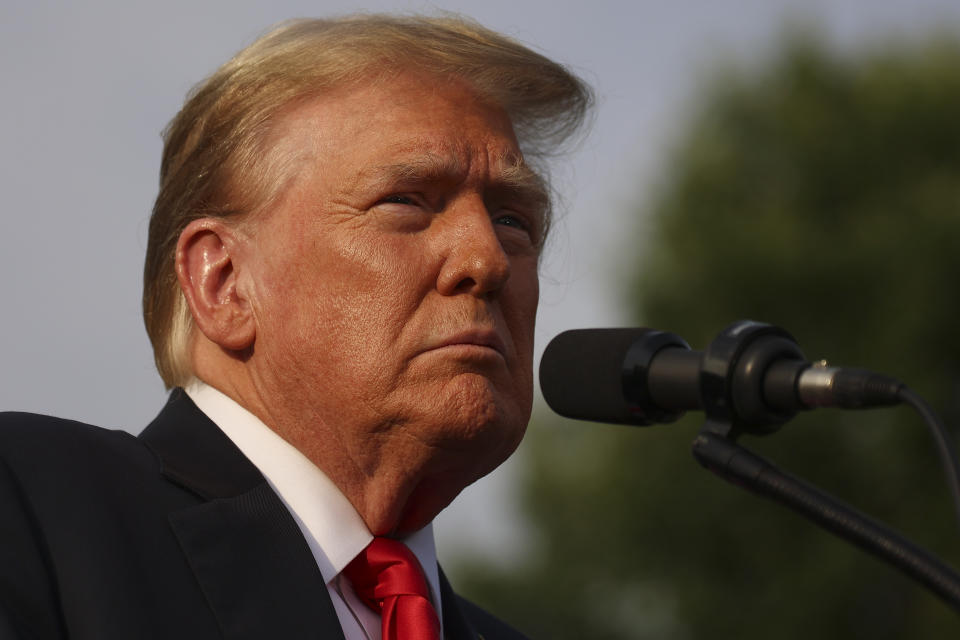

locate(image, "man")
(0, 14), (590, 639)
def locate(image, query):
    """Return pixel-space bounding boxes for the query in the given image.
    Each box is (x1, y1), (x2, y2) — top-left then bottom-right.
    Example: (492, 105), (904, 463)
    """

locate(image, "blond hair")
(143, 13), (593, 388)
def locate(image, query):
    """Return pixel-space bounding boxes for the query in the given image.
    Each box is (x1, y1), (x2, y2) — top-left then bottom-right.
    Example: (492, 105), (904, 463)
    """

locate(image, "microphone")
(539, 321), (904, 433)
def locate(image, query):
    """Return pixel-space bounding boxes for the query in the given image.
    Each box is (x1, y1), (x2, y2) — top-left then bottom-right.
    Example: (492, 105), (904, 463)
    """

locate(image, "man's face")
(236, 72), (544, 532)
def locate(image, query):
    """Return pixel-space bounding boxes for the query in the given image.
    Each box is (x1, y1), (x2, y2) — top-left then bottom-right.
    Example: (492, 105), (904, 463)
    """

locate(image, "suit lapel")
(169, 483), (343, 639)
(141, 390), (344, 640)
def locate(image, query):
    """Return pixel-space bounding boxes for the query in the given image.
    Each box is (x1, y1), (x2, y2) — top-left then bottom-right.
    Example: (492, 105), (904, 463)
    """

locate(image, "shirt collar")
(183, 380), (441, 603)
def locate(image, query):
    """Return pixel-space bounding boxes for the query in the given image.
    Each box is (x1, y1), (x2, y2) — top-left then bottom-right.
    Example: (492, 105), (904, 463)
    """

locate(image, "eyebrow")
(365, 151), (550, 213)
(499, 161), (550, 212)
(370, 153), (468, 184)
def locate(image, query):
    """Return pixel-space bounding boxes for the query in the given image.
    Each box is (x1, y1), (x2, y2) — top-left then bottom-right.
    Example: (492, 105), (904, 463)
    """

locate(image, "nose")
(436, 201), (511, 298)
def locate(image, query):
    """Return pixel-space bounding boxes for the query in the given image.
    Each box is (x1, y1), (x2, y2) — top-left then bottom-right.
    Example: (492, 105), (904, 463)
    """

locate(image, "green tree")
(455, 33), (960, 639)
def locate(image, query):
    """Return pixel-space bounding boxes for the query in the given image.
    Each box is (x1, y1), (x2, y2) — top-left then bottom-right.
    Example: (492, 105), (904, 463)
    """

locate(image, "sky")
(3, 0), (959, 563)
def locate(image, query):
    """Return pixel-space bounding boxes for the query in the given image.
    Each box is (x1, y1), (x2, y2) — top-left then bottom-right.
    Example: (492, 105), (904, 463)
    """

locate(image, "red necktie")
(343, 537), (442, 640)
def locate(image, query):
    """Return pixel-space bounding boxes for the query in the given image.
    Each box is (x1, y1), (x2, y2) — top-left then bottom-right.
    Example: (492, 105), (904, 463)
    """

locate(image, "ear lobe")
(175, 219), (255, 352)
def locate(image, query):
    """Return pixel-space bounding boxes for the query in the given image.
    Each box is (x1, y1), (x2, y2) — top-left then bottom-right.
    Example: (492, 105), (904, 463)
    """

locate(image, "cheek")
(263, 235), (433, 360)
(506, 263), (540, 349)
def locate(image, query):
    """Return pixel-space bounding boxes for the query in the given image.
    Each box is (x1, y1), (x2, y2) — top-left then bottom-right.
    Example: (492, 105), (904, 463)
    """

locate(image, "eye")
(493, 210), (541, 251)
(494, 213), (529, 231)
(373, 193), (433, 232)
(380, 194), (418, 206)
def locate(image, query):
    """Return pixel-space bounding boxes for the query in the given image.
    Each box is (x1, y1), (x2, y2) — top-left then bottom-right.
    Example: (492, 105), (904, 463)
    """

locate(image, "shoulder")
(456, 595), (531, 640)
(0, 410), (131, 442)
(0, 411), (156, 501)
(439, 566), (530, 639)
(0, 413), (152, 638)
(0, 411), (145, 467)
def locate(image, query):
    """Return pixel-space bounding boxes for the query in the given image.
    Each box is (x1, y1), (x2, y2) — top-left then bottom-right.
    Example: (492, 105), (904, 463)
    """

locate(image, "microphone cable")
(897, 385), (960, 531)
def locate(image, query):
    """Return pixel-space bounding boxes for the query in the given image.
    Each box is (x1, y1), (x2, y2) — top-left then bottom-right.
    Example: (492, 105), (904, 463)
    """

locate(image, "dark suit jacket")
(0, 389), (527, 639)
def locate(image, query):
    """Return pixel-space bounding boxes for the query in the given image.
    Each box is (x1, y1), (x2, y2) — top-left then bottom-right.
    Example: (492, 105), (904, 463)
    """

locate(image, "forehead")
(267, 71), (525, 180)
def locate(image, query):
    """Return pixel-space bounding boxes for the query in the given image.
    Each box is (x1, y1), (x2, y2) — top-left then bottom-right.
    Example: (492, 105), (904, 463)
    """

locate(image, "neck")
(190, 343), (456, 535)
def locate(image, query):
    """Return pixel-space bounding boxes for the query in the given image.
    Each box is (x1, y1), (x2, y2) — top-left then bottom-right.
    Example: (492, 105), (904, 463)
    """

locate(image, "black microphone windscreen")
(539, 328), (659, 424)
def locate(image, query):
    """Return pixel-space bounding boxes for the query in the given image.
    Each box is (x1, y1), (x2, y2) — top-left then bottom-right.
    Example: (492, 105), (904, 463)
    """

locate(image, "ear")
(175, 218), (255, 352)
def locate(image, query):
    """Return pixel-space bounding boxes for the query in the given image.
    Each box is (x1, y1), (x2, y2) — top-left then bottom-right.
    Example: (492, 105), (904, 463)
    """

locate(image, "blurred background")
(2, 1), (959, 637)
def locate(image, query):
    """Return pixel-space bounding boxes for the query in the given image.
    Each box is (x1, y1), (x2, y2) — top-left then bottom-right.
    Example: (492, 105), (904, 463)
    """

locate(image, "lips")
(430, 329), (507, 358)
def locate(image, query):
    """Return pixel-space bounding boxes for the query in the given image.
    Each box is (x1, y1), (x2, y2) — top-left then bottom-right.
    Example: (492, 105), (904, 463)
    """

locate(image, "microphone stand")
(542, 319), (960, 611)
(689, 321), (960, 613)
(692, 426), (960, 612)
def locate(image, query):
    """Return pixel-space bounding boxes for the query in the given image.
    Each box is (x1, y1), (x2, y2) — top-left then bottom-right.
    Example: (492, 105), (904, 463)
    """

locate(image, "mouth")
(429, 329), (508, 360)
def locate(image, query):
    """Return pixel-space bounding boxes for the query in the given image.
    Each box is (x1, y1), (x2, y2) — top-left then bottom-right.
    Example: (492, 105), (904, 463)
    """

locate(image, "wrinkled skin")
(181, 72), (545, 535)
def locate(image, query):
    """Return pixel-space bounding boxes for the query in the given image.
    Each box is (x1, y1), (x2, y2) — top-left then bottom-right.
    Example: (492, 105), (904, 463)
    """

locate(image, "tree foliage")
(455, 33), (960, 639)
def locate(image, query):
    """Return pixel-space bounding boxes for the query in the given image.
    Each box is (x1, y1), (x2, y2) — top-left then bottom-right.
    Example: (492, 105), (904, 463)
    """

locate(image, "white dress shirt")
(184, 380), (443, 640)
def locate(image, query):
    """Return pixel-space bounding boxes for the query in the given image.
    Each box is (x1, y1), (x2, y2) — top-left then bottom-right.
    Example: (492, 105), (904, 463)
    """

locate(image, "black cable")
(897, 386), (960, 532)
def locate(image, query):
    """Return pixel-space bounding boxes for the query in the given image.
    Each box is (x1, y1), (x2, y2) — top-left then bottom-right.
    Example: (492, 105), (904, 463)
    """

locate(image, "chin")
(381, 377), (531, 535)
(427, 372), (530, 450)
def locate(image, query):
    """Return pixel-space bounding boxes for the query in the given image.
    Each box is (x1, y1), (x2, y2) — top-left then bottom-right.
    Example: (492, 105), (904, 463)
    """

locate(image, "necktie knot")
(344, 537), (441, 640)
